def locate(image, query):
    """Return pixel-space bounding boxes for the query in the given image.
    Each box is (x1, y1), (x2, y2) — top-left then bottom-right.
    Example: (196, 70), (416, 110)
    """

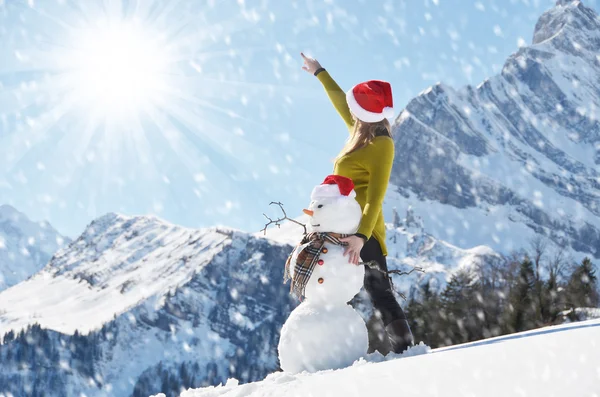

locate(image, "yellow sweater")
(316, 70), (394, 255)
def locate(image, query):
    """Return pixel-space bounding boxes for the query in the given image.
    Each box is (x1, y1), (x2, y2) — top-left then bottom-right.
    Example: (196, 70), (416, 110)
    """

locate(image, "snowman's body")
(278, 176), (368, 373)
(288, 241), (364, 304)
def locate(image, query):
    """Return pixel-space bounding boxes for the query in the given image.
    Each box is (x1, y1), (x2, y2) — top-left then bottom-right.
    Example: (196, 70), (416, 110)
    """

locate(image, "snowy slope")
(0, 204), (67, 291)
(386, 207), (502, 292)
(385, 0), (600, 261)
(172, 318), (600, 397)
(0, 213), (237, 335)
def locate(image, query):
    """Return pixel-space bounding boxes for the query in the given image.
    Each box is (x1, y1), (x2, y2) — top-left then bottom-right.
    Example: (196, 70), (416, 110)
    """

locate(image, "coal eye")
(317, 204), (324, 208)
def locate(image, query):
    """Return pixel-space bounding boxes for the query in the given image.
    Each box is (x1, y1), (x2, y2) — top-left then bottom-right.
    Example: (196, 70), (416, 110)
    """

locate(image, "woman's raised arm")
(301, 53), (355, 132)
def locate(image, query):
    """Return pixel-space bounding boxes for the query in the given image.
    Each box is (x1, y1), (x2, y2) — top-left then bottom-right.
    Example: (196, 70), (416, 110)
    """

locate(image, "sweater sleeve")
(356, 138), (394, 239)
(316, 70), (355, 132)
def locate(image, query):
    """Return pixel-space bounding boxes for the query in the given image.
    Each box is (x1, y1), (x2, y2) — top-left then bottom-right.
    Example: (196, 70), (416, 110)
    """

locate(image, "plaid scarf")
(284, 232), (351, 299)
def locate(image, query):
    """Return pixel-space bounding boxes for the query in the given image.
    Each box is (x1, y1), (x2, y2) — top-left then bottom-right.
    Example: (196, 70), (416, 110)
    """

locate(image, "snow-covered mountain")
(386, 0), (600, 261)
(0, 204), (68, 291)
(170, 318), (600, 397)
(0, 212), (297, 396)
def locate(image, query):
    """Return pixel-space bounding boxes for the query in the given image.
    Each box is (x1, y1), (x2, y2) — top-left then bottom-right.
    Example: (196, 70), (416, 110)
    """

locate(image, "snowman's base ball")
(278, 301), (368, 374)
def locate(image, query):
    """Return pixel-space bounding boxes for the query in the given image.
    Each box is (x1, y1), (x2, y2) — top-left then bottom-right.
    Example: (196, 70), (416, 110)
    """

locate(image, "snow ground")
(165, 318), (600, 397)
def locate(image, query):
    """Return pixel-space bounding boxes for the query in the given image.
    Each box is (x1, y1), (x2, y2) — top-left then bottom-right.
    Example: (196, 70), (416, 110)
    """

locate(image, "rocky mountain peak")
(533, 0), (599, 45)
(390, 0), (600, 262)
(555, 0), (579, 6)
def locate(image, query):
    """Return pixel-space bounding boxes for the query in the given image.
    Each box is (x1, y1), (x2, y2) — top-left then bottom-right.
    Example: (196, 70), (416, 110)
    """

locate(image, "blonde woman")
(300, 53), (414, 354)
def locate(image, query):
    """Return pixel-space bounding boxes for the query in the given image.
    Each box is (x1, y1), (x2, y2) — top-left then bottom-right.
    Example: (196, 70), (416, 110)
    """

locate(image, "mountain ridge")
(0, 204), (68, 292)
(387, 0), (600, 260)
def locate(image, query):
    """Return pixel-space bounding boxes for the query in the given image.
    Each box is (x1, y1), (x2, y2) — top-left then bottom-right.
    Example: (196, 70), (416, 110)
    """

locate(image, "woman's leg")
(361, 237), (414, 354)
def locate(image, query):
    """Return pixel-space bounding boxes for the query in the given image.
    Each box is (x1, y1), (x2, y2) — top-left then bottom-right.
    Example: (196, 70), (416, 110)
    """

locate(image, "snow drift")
(170, 318), (600, 397)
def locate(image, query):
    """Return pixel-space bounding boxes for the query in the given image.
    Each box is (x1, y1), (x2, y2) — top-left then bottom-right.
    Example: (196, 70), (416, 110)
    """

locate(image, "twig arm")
(360, 260), (425, 300)
(261, 202), (307, 235)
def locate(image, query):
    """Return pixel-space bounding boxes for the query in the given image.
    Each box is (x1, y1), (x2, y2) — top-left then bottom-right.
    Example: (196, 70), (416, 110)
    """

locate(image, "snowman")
(278, 175), (368, 373)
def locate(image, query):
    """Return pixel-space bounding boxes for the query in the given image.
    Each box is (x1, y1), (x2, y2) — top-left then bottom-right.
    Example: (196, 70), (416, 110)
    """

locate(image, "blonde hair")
(335, 117), (392, 162)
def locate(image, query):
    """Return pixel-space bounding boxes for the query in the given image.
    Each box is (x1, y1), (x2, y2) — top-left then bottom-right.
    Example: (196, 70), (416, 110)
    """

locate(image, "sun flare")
(63, 23), (170, 118)
(0, 0), (290, 238)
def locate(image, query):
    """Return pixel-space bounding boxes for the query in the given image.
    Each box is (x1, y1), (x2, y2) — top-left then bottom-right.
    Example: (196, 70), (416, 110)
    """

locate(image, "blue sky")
(0, 0), (598, 237)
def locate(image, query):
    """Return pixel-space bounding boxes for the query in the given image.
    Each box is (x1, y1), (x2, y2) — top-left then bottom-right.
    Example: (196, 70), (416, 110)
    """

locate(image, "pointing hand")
(300, 52), (322, 75)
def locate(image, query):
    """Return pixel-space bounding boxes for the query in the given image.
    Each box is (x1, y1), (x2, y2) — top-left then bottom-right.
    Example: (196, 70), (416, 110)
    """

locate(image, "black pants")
(361, 237), (407, 326)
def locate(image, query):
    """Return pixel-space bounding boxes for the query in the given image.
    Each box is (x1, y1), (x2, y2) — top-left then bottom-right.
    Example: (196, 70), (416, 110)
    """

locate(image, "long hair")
(335, 117), (392, 162)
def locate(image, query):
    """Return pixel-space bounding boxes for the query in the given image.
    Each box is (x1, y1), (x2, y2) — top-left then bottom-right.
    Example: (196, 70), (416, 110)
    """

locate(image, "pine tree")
(441, 271), (476, 344)
(538, 249), (568, 325)
(542, 267), (565, 324)
(473, 262), (506, 340)
(565, 257), (599, 318)
(509, 257), (538, 332)
(406, 282), (443, 348)
(3, 329), (15, 344)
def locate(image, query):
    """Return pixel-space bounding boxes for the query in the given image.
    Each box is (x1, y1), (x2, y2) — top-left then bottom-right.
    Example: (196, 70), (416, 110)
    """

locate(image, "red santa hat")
(346, 80), (394, 123)
(310, 175), (356, 200)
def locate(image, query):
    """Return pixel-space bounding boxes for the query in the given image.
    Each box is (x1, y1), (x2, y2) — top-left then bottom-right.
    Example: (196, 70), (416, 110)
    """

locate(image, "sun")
(62, 22), (170, 119)
(0, 0), (298, 239)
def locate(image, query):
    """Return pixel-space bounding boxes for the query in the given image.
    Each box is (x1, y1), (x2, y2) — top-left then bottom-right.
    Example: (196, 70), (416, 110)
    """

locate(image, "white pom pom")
(383, 106), (394, 119)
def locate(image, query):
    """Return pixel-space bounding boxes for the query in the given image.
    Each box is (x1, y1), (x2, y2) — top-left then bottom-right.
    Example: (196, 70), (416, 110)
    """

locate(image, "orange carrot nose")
(303, 209), (314, 216)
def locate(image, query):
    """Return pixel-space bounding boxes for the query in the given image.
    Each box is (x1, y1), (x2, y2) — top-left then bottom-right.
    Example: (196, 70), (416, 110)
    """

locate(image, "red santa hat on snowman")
(346, 80), (394, 123)
(311, 175), (356, 200)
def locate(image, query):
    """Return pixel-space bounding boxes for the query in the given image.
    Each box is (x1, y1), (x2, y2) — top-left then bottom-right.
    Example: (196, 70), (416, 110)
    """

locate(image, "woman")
(300, 52), (414, 354)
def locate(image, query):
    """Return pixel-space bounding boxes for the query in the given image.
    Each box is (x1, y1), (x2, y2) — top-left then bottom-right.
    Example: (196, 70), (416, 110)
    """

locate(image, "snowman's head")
(304, 197), (361, 234)
(303, 175), (362, 234)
